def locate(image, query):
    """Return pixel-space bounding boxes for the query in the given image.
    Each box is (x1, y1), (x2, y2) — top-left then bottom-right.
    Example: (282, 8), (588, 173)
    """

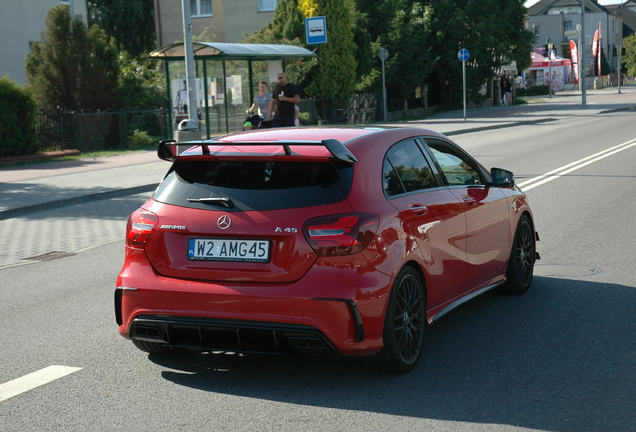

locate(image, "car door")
(383, 138), (469, 308)
(424, 139), (511, 291)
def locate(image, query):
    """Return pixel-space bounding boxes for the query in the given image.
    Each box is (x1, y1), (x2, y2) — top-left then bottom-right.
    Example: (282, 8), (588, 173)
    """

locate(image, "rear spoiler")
(157, 139), (358, 164)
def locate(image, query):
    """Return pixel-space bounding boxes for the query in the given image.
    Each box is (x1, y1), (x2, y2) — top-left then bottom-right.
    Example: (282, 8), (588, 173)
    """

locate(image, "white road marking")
(518, 138), (636, 191)
(0, 365), (82, 402)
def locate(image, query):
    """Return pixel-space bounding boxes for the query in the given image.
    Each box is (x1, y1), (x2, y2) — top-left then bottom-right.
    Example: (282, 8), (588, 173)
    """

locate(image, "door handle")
(410, 204), (428, 215)
(462, 196), (477, 206)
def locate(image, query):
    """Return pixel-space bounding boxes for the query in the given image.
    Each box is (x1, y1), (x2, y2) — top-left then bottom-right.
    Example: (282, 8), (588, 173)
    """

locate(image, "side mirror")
(491, 167), (515, 187)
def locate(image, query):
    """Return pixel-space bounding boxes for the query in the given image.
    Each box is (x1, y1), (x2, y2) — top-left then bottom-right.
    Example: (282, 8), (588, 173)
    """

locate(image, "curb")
(442, 118), (557, 136)
(0, 184), (158, 221)
(0, 149), (81, 166)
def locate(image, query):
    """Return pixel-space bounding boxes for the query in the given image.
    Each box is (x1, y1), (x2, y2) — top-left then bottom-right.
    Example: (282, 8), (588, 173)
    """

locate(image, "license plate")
(187, 238), (270, 262)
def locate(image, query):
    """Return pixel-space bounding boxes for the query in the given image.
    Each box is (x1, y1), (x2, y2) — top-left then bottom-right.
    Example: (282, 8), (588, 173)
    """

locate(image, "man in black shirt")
(269, 72), (300, 127)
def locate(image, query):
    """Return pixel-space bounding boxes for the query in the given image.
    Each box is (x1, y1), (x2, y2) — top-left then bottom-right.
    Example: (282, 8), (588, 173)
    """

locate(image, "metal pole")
(548, 59), (552, 98)
(462, 60), (467, 121)
(203, 60), (210, 138)
(181, 0), (198, 127)
(165, 59), (173, 138)
(618, 45), (622, 94)
(580, 0), (587, 107)
(382, 59), (387, 122)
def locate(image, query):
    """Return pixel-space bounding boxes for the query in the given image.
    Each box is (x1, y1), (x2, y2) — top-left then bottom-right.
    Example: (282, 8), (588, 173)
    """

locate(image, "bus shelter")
(148, 42), (316, 138)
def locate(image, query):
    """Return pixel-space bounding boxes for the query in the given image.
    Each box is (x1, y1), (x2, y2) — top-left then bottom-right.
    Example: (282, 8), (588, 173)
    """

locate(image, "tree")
(354, 0), (400, 45)
(115, 52), (165, 110)
(0, 76), (38, 157)
(427, 0), (534, 108)
(25, 5), (119, 111)
(624, 34), (636, 77)
(304, 0), (358, 107)
(272, 0), (306, 43)
(383, 1), (434, 108)
(87, 0), (156, 58)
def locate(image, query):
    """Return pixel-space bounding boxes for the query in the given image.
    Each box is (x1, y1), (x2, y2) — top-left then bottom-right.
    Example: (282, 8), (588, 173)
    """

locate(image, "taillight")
(303, 213), (379, 256)
(126, 209), (158, 249)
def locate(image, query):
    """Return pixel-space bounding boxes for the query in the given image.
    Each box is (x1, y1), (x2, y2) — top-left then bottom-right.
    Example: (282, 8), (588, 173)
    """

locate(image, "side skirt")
(431, 279), (506, 324)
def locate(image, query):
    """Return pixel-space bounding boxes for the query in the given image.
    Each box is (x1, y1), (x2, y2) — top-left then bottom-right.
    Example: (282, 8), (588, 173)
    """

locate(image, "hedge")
(0, 76), (38, 157)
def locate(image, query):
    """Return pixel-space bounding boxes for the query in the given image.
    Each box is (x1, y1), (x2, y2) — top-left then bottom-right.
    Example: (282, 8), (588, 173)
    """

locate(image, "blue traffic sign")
(305, 17), (327, 45)
(458, 48), (470, 62)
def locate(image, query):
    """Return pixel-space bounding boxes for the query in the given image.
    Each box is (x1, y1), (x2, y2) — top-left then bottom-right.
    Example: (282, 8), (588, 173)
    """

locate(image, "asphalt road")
(1, 111), (635, 432)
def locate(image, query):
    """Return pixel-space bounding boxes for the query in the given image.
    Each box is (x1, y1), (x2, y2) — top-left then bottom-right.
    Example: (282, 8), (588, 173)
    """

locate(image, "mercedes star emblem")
(217, 215), (232, 230)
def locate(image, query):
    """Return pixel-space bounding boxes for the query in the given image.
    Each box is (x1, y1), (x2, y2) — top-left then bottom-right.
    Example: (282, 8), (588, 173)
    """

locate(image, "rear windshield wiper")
(187, 197), (235, 209)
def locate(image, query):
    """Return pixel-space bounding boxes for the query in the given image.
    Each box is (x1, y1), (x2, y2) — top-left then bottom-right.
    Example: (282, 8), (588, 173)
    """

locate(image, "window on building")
(530, 23), (540, 37)
(191, 0), (213, 17)
(259, 0), (280, 12)
(564, 21), (573, 32)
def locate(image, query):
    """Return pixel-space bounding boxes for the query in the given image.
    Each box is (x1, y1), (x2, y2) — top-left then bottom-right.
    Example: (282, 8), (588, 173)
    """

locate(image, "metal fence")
(33, 108), (169, 154)
(28, 96), (378, 156)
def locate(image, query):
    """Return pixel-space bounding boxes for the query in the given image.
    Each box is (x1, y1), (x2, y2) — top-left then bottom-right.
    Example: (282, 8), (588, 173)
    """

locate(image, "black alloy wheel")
(365, 266), (426, 374)
(499, 214), (535, 294)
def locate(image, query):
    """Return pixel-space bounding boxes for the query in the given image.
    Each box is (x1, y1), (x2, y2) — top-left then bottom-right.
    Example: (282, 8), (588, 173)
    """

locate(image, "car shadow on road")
(148, 276), (636, 432)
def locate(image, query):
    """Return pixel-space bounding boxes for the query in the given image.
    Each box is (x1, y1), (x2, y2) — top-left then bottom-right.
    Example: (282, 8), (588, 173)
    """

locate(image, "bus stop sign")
(305, 17), (327, 45)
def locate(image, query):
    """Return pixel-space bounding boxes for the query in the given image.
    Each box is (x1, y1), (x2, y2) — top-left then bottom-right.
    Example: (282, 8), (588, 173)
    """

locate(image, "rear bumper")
(115, 257), (393, 356)
(129, 315), (339, 354)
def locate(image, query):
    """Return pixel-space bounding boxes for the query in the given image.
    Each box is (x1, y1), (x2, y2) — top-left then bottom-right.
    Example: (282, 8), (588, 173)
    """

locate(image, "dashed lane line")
(0, 365), (82, 402)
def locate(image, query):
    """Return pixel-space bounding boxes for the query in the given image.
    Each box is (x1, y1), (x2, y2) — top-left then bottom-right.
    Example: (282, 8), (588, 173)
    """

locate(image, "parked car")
(115, 127), (539, 373)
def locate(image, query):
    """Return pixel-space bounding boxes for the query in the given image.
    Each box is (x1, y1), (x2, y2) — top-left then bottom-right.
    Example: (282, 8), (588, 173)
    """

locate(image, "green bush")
(298, 112), (311, 125)
(0, 76), (38, 157)
(128, 129), (155, 148)
(139, 112), (162, 136)
(516, 86), (549, 97)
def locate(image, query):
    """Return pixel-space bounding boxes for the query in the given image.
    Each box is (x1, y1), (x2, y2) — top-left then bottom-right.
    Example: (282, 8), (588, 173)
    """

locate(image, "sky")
(525, 0), (621, 6)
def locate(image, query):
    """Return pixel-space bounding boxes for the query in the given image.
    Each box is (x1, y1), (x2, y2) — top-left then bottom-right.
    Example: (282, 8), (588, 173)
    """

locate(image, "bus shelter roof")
(148, 42), (316, 61)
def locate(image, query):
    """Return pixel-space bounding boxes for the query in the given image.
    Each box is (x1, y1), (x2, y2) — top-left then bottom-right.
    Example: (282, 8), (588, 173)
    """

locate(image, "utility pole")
(580, 0), (587, 107)
(182, 0), (199, 127)
(617, 45), (622, 94)
(547, 38), (553, 98)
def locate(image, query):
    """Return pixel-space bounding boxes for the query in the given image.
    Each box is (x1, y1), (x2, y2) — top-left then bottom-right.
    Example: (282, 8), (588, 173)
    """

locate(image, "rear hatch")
(143, 144), (356, 283)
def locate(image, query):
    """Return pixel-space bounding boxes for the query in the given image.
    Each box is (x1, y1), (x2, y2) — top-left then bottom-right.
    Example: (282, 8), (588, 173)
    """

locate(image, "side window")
(383, 139), (437, 197)
(427, 142), (483, 186)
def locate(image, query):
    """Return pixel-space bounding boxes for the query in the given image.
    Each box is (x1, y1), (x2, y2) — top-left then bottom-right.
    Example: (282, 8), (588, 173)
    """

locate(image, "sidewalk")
(1, 85), (635, 222)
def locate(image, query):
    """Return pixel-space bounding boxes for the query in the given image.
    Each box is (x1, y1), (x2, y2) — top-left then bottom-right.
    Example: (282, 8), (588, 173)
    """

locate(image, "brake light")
(126, 209), (158, 249)
(303, 213), (379, 256)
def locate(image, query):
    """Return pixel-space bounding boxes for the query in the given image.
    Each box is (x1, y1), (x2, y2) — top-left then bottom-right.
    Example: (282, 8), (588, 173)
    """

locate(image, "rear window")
(153, 159), (353, 211)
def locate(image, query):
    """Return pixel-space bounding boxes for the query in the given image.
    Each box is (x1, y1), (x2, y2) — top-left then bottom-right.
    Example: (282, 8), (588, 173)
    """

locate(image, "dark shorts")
(273, 114), (295, 128)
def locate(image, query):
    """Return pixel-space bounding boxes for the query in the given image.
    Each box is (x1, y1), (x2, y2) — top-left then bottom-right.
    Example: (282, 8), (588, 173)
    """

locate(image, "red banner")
(570, 40), (579, 83)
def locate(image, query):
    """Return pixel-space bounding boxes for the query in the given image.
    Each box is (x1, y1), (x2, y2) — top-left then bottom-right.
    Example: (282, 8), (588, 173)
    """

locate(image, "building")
(604, 0), (636, 38)
(527, 0), (623, 74)
(0, 0), (88, 85)
(154, 0), (281, 48)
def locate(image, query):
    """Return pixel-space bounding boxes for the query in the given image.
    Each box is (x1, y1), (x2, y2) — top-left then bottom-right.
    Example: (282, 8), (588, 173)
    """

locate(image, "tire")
(132, 340), (187, 355)
(499, 214), (535, 294)
(365, 266), (426, 374)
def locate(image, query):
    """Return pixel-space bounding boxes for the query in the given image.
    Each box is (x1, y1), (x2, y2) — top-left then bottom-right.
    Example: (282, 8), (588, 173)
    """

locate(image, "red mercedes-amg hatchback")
(115, 127), (538, 373)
